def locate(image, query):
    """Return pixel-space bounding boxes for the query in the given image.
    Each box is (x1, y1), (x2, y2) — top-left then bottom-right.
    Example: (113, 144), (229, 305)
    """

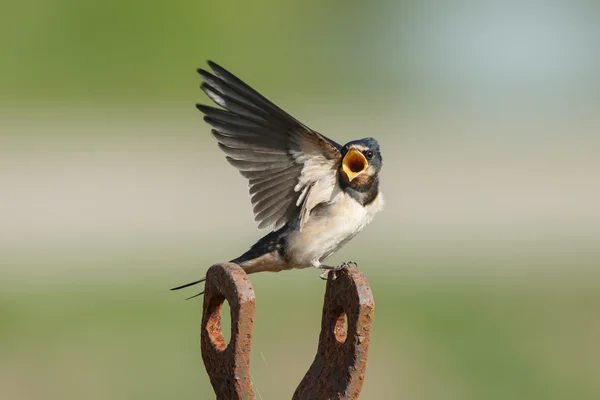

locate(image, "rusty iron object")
(201, 263), (256, 400)
(293, 266), (375, 399)
(199, 263), (375, 399)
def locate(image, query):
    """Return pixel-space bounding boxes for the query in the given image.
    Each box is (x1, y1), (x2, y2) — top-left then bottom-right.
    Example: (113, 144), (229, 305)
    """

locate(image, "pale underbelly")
(284, 195), (379, 267)
(286, 227), (358, 268)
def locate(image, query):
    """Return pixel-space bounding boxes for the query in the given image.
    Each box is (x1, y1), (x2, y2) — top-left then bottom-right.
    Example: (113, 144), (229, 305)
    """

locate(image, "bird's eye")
(365, 150), (374, 159)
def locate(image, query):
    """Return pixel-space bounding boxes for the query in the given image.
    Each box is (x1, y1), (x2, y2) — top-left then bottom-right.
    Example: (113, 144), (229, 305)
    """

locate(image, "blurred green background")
(1, 1), (599, 399)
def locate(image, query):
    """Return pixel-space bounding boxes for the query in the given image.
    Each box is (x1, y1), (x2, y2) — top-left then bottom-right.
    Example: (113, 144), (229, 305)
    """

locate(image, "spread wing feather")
(197, 61), (343, 230)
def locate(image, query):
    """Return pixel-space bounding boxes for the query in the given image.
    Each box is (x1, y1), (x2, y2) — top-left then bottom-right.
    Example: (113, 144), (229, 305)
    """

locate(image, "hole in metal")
(334, 312), (348, 343)
(221, 300), (231, 345)
(206, 296), (232, 351)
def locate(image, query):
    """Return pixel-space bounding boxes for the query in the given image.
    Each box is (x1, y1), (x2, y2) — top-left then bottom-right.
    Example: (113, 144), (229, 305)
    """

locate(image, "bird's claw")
(319, 261), (358, 280)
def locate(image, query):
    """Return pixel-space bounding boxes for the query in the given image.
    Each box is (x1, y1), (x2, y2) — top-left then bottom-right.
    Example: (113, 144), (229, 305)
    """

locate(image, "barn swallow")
(172, 61), (383, 298)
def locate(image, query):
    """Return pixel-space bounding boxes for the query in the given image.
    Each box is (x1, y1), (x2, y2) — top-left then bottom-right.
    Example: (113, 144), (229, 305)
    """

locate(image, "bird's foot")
(318, 261), (358, 280)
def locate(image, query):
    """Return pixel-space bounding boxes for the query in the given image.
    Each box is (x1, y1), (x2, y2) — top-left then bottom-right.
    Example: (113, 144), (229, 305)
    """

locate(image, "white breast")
(286, 192), (384, 268)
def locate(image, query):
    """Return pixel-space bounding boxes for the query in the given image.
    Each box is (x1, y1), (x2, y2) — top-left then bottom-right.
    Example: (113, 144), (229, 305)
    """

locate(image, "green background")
(1, 1), (599, 399)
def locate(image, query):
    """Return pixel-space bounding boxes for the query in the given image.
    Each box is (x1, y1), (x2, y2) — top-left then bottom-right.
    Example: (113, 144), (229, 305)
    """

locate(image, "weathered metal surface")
(199, 264), (374, 399)
(293, 266), (375, 400)
(200, 263), (256, 400)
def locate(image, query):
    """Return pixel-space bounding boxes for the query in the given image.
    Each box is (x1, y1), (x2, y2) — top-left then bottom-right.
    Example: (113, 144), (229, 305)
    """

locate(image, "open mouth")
(342, 149), (368, 181)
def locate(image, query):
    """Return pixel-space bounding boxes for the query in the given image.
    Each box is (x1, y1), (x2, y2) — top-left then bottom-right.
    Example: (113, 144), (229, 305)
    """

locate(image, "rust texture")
(293, 266), (375, 400)
(201, 263), (256, 400)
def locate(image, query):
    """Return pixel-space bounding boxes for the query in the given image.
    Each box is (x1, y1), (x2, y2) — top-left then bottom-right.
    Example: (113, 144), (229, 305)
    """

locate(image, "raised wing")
(196, 61), (343, 230)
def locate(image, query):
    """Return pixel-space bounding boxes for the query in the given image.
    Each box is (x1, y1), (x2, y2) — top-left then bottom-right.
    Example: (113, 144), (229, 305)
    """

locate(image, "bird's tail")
(170, 277), (207, 300)
(170, 254), (246, 300)
(171, 228), (286, 299)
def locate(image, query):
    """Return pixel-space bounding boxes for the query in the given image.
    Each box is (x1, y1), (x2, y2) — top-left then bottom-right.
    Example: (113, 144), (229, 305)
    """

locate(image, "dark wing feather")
(197, 61), (343, 230)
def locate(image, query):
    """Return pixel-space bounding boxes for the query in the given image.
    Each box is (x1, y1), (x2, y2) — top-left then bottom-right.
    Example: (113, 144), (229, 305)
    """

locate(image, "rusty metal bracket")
(293, 266), (375, 399)
(200, 263), (375, 400)
(201, 263), (256, 400)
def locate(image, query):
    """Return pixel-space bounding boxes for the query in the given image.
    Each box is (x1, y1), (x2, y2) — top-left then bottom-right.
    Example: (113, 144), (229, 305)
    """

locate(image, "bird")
(172, 61), (384, 298)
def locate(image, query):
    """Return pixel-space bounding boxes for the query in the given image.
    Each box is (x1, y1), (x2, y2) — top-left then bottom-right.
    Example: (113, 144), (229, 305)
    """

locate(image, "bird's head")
(339, 138), (382, 186)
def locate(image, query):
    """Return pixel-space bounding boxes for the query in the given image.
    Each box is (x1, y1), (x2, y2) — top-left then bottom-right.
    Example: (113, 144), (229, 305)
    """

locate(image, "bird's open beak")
(342, 149), (368, 182)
